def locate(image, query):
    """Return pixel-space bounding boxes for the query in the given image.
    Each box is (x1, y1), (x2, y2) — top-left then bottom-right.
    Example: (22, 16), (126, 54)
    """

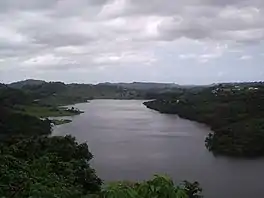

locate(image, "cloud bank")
(0, 0), (264, 84)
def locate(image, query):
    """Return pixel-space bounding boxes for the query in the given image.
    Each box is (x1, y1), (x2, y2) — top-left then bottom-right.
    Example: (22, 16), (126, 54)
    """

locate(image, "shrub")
(101, 175), (202, 198)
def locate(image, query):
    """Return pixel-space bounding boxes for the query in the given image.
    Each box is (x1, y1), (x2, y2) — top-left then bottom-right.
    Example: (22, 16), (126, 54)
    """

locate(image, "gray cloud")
(0, 0), (263, 83)
(0, 0), (110, 12)
(32, 32), (94, 47)
(0, 0), (57, 12)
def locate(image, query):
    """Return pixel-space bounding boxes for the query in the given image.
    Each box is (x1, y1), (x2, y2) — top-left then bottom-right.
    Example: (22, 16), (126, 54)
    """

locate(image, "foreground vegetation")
(0, 82), (203, 197)
(144, 83), (264, 157)
(102, 175), (202, 198)
(0, 135), (102, 197)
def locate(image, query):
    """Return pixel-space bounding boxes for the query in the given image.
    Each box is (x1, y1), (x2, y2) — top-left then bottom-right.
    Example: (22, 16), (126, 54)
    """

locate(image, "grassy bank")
(13, 105), (84, 118)
(51, 119), (72, 125)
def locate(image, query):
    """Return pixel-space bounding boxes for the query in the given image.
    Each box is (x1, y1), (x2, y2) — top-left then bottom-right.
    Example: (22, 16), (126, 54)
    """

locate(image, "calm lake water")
(53, 100), (264, 198)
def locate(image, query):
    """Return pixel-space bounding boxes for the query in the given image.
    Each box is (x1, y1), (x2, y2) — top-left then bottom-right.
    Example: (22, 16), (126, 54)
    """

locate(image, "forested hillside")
(8, 80), (145, 105)
(144, 83), (264, 157)
(0, 86), (51, 139)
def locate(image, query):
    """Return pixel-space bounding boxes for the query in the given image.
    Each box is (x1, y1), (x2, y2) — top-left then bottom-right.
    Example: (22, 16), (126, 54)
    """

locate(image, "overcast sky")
(0, 0), (264, 84)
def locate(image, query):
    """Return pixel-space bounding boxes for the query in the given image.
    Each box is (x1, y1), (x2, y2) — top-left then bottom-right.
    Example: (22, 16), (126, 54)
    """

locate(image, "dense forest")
(0, 81), (202, 198)
(144, 82), (264, 157)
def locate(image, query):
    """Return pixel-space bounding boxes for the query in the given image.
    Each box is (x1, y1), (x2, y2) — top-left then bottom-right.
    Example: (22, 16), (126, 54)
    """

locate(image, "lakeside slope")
(144, 83), (264, 157)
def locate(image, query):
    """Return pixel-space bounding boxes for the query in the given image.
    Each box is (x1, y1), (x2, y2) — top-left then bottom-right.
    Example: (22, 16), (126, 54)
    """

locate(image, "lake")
(53, 100), (264, 198)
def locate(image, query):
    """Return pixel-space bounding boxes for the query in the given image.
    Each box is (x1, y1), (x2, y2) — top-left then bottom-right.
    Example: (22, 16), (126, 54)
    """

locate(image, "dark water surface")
(53, 100), (264, 198)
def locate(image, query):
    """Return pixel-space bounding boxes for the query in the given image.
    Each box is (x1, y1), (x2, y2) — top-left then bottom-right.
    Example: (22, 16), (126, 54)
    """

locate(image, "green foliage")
(0, 135), (102, 198)
(101, 175), (202, 198)
(144, 83), (264, 157)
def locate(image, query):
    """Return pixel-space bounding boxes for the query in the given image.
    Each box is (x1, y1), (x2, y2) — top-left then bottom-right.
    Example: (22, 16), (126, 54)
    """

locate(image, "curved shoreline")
(143, 100), (264, 158)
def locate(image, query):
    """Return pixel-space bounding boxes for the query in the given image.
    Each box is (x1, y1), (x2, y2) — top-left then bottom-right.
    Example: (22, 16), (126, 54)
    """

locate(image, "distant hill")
(9, 80), (201, 91)
(6, 80), (146, 105)
(100, 82), (182, 90)
(0, 83), (6, 88)
(5, 80), (208, 105)
(9, 79), (46, 89)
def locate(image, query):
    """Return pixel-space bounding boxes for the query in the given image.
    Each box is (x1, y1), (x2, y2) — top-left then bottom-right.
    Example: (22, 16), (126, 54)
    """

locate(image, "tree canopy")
(0, 135), (102, 198)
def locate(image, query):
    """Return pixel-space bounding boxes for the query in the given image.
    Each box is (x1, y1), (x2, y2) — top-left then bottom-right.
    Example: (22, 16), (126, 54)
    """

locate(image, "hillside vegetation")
(0, 135), (102, 197)
(8, 80), (145, 106)
(144, 83), (264, 157)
